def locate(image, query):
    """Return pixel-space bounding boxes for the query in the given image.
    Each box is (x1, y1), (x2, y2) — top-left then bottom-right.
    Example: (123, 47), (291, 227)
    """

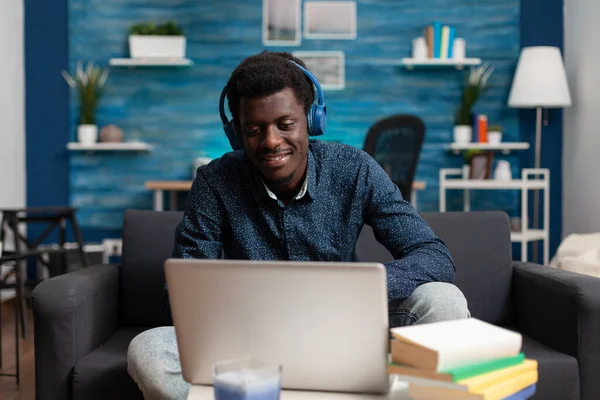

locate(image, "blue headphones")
(219, 60), (327, 151)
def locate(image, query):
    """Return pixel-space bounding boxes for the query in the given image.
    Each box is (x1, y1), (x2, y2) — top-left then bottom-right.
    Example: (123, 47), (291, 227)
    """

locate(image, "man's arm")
(361, 156), (455, 302)
(172, 168), (226, 259)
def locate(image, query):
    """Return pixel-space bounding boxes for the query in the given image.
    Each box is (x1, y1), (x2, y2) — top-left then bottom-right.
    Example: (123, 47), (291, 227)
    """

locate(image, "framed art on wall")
(263, 0), (302, 46)
(304, 1), (357, 40)
(292, 51), (345, 90)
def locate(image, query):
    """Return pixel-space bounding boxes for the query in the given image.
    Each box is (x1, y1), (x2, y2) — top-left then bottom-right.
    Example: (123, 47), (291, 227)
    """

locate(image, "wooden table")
(188, 379), (411, 399)
(145, 180), (427, 211)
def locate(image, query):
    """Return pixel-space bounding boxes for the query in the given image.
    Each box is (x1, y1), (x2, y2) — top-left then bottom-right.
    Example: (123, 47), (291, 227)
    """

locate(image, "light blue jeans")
(127, 282), (470, 399)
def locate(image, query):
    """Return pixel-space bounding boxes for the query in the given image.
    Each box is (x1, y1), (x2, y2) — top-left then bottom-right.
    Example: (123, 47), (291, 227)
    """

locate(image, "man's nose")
(261, 125), (283, 149)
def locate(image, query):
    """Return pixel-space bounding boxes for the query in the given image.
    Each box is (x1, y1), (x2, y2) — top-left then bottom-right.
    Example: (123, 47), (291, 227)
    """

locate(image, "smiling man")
(126, 51), (470, 399)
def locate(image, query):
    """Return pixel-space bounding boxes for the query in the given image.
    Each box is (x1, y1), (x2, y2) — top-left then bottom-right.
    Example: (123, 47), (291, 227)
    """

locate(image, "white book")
(390, 318), (522, 372)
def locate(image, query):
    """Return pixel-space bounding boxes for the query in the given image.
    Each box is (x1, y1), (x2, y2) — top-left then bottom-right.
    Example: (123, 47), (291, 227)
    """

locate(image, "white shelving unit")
(439, 168), (550, 264)
(399, 57), (482, 70)
(447, 142), (530, 155)
(109, 58), (193, 67)
(67, 142), (153, 151)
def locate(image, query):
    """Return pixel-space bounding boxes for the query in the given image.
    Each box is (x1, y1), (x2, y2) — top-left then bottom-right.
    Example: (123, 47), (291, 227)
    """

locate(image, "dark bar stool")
(0, 206), (88, 385)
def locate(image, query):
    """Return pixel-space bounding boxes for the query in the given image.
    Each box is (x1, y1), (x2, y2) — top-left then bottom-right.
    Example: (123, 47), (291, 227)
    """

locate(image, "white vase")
(462, 164), (471, 179)
(78, 124), (98, 145)
(129, 35), (186, 59)
(494, 160), (512, 180)
(453, 125), (472, 144)
(488, 131), (502, 144)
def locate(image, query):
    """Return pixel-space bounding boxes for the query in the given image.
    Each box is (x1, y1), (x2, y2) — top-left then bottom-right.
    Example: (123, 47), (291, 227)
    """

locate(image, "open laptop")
(164, 259), (391, 394)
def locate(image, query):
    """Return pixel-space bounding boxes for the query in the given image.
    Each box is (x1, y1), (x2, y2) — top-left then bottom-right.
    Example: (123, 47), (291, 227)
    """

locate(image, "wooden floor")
(0, 300), (35, 400)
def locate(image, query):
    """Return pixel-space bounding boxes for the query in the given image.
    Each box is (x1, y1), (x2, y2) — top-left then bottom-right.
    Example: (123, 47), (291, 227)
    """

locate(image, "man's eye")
(279, 122), (294, 130)
(244, 128), (260, 136)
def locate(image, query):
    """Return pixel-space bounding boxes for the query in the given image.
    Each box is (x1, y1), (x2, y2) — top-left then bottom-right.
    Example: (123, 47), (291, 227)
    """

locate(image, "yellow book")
(457, 359), (538, 392)
(409, 370), (538, 400)
(440, 26), (450, 60)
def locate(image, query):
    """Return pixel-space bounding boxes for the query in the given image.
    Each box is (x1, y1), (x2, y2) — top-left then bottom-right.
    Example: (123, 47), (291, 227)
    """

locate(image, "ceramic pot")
(494, 160), (512, 180)
(488, 131), (502, 145)
(453, 125), (472, 144)
(78, 125), (98, 145)
(129, 35), (186, 59)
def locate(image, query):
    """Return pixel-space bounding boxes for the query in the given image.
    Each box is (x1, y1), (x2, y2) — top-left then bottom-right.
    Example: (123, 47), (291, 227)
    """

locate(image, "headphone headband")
(220, 59), (327, 151)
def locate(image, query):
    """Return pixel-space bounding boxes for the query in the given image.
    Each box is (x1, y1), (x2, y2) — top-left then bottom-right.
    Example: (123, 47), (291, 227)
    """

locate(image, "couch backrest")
(120, 209), (183, 327)
(355, 211), (514, 326)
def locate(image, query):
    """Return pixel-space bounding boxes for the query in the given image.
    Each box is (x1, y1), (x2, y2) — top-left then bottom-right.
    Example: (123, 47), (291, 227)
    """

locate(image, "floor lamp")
(508, 46), (572, 263)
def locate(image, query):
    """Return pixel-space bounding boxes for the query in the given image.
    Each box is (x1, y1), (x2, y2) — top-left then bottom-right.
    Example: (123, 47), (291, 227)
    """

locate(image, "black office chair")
(363, 115), (425, 203)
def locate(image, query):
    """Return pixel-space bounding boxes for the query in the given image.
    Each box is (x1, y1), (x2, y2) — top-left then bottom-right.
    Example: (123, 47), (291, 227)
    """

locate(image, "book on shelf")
(424, 22), (459, 59)
(388, 318), (538, 399)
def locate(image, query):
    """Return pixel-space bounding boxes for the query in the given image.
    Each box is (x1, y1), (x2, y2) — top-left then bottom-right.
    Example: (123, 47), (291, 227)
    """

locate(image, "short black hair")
(225, 51), (315, 123)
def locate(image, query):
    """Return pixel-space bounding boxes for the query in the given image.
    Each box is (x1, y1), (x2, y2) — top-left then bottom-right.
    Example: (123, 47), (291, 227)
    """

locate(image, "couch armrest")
(32, 264), (120, 400)
(513, 261), (600, 400)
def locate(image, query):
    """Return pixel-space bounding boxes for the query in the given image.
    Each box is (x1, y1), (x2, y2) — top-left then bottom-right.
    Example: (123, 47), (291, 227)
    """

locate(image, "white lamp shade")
(508, 46), (572, 108)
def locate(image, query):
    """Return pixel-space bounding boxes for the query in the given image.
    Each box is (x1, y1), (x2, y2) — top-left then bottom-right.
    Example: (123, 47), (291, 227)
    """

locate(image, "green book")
(442, 352), (526, 382)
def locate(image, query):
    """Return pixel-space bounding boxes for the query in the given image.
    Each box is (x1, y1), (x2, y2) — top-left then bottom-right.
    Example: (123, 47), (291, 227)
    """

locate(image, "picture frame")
(263, 0), (302, 46)
(469, 152), (494, 180)
(303, 1), (357, 40)
(292, 51), (345, 90)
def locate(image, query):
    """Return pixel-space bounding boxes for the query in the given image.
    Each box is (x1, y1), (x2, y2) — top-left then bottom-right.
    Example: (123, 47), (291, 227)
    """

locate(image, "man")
(127, 51), (469, 399)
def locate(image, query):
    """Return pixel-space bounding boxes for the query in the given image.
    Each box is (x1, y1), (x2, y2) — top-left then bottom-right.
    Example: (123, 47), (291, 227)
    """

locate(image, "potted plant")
(61, 61), (109, 145)
(128, 21), (186, 59)
(488, 124), (503, 144)
(453, 64), (494, 143)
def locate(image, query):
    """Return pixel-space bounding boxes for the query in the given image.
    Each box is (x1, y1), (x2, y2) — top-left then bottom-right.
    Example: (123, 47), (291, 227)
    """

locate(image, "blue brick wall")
(68, 0), (521, 234)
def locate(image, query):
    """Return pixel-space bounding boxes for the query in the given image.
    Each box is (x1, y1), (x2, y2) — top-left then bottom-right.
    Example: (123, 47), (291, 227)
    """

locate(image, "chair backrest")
(363, 115), (425, 202)
(120, 209), (183, 327)
(354, 211), (514, 326)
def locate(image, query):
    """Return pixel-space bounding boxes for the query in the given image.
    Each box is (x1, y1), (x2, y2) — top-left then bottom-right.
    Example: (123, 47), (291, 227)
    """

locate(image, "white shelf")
(67, 142), (153, 151)
(399, 57), (482, 70)
(109, 58), (193, 67)
(448, 142), (530, 154)
(442, 179), (547, 190)
(511, 230), (547, 242)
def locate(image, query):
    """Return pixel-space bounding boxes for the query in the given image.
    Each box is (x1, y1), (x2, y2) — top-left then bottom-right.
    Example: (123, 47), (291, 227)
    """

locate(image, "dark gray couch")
(32, 210), (600, 400)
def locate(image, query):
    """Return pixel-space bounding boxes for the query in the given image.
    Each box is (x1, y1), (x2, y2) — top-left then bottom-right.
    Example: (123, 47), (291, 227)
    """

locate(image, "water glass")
(213, 357), (282, 400)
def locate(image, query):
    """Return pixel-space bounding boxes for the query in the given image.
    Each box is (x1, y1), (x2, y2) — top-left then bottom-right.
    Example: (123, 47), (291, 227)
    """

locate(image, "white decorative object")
(303, 1), (357, 40)
(488, 130), (502, 144)
(494, 160), (512, 181)
(452, 38), (466, 60)
(462, 164), (471, 179)
(129, 35), (186, 59)
(412, 37), (428, 60)
(263, 0), (302, 46)
(453, 125), (472, 144)
(77, 125), (98, 145)
(291, 51), (345, 90)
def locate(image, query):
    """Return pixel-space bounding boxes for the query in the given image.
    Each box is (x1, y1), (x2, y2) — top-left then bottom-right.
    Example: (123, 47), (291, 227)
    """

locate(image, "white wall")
(0, 0), (25, 209)
(563, 0), (600, 235)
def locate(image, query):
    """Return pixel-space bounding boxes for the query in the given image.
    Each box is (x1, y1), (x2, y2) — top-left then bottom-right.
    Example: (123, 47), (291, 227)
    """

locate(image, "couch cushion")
(121, 210), (182, 327)
(73, 327), (148, 400)
(355, 212), (514, 326)
(520, 333), (580, 400)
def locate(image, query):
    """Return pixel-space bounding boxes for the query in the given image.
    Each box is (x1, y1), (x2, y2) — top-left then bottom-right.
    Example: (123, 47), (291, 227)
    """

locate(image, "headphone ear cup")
(224, 122), (242, 151)
(308, 104), (326, 137)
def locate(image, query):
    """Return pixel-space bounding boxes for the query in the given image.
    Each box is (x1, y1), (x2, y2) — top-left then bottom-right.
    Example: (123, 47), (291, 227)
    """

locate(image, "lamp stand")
(532, 106), (542, 263)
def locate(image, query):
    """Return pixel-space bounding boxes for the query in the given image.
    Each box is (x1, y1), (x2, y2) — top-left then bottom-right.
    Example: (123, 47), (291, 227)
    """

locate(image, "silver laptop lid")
(164, 259), (390, 394)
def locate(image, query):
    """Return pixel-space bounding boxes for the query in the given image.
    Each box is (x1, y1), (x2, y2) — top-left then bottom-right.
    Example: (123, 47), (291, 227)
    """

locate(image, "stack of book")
(424, 22), (456, 59)
(388, 318), (538, 399)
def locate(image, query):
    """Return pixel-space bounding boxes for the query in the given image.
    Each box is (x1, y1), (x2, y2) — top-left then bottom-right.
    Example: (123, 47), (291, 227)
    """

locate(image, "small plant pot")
(488, 131), (502, 144)
(453, 125), (472, 144)
(129, 35), (186, 59)
(78, 124), (98, 145)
